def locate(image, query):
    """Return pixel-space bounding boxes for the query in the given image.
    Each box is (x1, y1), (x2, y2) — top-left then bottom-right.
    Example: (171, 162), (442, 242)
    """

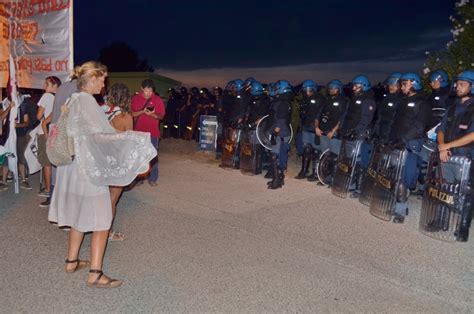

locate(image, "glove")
(270, 133), (277, 145)
(270, 130), (279, 145)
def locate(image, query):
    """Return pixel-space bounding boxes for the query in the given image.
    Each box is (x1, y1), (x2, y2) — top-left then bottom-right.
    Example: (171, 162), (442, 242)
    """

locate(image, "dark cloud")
(74, 0), (454, 69)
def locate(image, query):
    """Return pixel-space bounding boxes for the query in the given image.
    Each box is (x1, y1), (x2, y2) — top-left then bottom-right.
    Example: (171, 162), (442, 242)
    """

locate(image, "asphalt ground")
(0, 138), (473, 313)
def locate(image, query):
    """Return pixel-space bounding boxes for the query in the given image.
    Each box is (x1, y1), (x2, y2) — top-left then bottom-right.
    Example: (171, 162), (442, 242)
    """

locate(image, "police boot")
(457, 193), (472, 242)
(393, 183), (409, 224)
(307, 150), (320, 182)
(267, 158), (282, 190)
(295, 154), (310, 179)
(264, 167), (273, 179)
(350, 170), (364, 198)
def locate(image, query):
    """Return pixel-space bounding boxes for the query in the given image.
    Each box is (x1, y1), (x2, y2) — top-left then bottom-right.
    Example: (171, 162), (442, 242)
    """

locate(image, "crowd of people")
(0, 63), (473, 288)
(0, 61), (162, 288)
(163, 70), (473, 241)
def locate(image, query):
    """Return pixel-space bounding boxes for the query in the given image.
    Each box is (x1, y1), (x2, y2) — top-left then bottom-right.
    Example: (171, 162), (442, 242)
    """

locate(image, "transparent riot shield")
(331, 139), (363, 198)
(220, 127), (241, 169)
(316, 148), (338, 186)
(419, 154), (472, 242)
(256, 115), (294, 150)
(359, 145), (383, 206)
(240, 129), (262, 175)
(369, 147), (407, 221)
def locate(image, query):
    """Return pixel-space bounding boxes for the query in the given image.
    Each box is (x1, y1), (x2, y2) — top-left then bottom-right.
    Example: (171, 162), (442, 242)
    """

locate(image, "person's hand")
(438, 143), (450, 151)
(327, 130), (334, 139)
(315, 128), (322, 137)
(144, 108), (153, 116)
(439, 149), (451, 162)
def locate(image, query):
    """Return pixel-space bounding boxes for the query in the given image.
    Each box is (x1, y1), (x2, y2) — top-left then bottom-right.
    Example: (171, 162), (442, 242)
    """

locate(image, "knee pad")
(303, 145), (313, 156)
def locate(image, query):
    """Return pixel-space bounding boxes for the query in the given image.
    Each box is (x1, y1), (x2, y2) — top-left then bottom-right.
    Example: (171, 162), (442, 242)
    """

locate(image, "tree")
(424, 0), (474, 83)
(98, 41), (154, 72)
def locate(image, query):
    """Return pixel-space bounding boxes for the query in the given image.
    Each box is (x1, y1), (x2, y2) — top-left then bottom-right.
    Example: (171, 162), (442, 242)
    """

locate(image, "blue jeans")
(149, 137), (160, 183)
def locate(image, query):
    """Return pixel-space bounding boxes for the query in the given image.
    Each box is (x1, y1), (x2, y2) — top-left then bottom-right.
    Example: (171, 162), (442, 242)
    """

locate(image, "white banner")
(0, 0), (73, 88)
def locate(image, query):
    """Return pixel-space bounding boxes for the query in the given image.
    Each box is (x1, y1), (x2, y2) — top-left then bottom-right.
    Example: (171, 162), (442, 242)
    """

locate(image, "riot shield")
(256, 114), (294, 150)
(316, 148), (338, 186)
(419, 154), (472, 242)
(359, 145), (383, 206)
(220, 127), (241, 169)
(240, 129), (262, 175)
(369, 147), (407, 221)
(331, 139), (363, 198)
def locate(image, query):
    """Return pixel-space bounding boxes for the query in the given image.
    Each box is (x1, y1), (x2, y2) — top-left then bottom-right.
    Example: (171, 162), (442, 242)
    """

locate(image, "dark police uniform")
(372, 92), (402, 143)
(436, 96), (474, 240)
(267, 91), (292, 189)
(391, 93), (432, 218)
(317, 94), (349, 154)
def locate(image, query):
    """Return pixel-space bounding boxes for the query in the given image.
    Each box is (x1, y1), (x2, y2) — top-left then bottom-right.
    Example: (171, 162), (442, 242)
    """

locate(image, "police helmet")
(384, 72), (402, 86)
(302, 79), (316, 92)
(327, 79), (343, 93)
(250, 81), (264, 96)
(351, 75), (371, 92)
(233, 79), (244, 92)
(454, 70), (474, 94)
(277, 80), (292, 94)
(400, 73), (422, 91)
(430, 70), (449, 88)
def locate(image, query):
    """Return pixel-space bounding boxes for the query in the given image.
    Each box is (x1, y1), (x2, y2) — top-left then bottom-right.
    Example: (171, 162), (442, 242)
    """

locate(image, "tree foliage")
(424, 1), (473, 82)
(98, 41), (154, 72)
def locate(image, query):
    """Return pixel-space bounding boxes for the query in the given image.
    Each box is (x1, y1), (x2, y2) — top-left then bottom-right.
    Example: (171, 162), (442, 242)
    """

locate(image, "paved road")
(1, 139), (473, 312)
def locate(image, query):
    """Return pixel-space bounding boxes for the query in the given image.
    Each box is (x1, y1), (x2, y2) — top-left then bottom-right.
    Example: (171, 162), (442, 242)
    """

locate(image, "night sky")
(74, 0), (455, 85)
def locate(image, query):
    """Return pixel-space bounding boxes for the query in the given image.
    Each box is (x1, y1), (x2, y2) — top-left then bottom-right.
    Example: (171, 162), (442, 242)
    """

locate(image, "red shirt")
(131, 92), (165, 138)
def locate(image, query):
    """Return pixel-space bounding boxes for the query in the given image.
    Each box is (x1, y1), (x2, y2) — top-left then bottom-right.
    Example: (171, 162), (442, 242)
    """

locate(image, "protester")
(0, 100), (12, 191)
(131, 79), (165, 186)
(36, 76), (61, 206)
(104, 83), (134, 242)
(48, 61), (156, 288)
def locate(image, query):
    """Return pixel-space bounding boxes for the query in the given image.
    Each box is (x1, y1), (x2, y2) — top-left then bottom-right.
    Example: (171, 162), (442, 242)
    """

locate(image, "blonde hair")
(71, 61), (107, 90)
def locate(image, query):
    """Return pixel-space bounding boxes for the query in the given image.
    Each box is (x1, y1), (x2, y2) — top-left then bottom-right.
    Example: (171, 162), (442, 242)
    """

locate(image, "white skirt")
(48, 161), (112, 232)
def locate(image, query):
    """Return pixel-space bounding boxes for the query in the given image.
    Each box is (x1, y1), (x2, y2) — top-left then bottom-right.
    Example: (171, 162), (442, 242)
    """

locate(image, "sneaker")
(0, 182), (7, 191)
(39, 198), (51, 208)
(6, 175), (13, 182)
(38, 190), (51, 197)
(148, 181), (158, 187)
(20, 180), (32, 190)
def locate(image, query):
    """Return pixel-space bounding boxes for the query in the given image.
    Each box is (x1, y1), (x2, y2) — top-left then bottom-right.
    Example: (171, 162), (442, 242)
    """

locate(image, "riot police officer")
(177, 86), (189, 138)
(227, 79), (246, 126)
(266, 80), (293, 189)
(436, 70), (474, 240)
(390, 73), (432, 223)
(340, 75), (376, 196)
(372, 72), (403, 143)
(315, 79), (349, 185)
(246, 81), (270, 126)
(295, 80), (325, 180)
(213, 86), (225, 159)
(165, 88), (181, 138)
(428, 70), (451, 110)
(428, 69), (454, 130)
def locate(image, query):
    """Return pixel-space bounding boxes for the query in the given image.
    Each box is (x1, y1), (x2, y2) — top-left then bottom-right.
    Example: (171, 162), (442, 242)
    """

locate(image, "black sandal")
(65, 259), (90, 273)
(87, 270), (122, 288)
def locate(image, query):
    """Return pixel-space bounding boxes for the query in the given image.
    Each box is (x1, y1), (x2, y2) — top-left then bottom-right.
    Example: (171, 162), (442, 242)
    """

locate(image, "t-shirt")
(16, 100), (30, 137)
(37, 92), (55, 135)
(131, 92), (165, 138)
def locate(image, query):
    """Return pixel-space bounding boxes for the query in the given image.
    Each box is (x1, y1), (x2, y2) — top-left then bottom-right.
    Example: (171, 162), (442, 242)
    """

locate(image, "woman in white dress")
(48, 61), (156, 288)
